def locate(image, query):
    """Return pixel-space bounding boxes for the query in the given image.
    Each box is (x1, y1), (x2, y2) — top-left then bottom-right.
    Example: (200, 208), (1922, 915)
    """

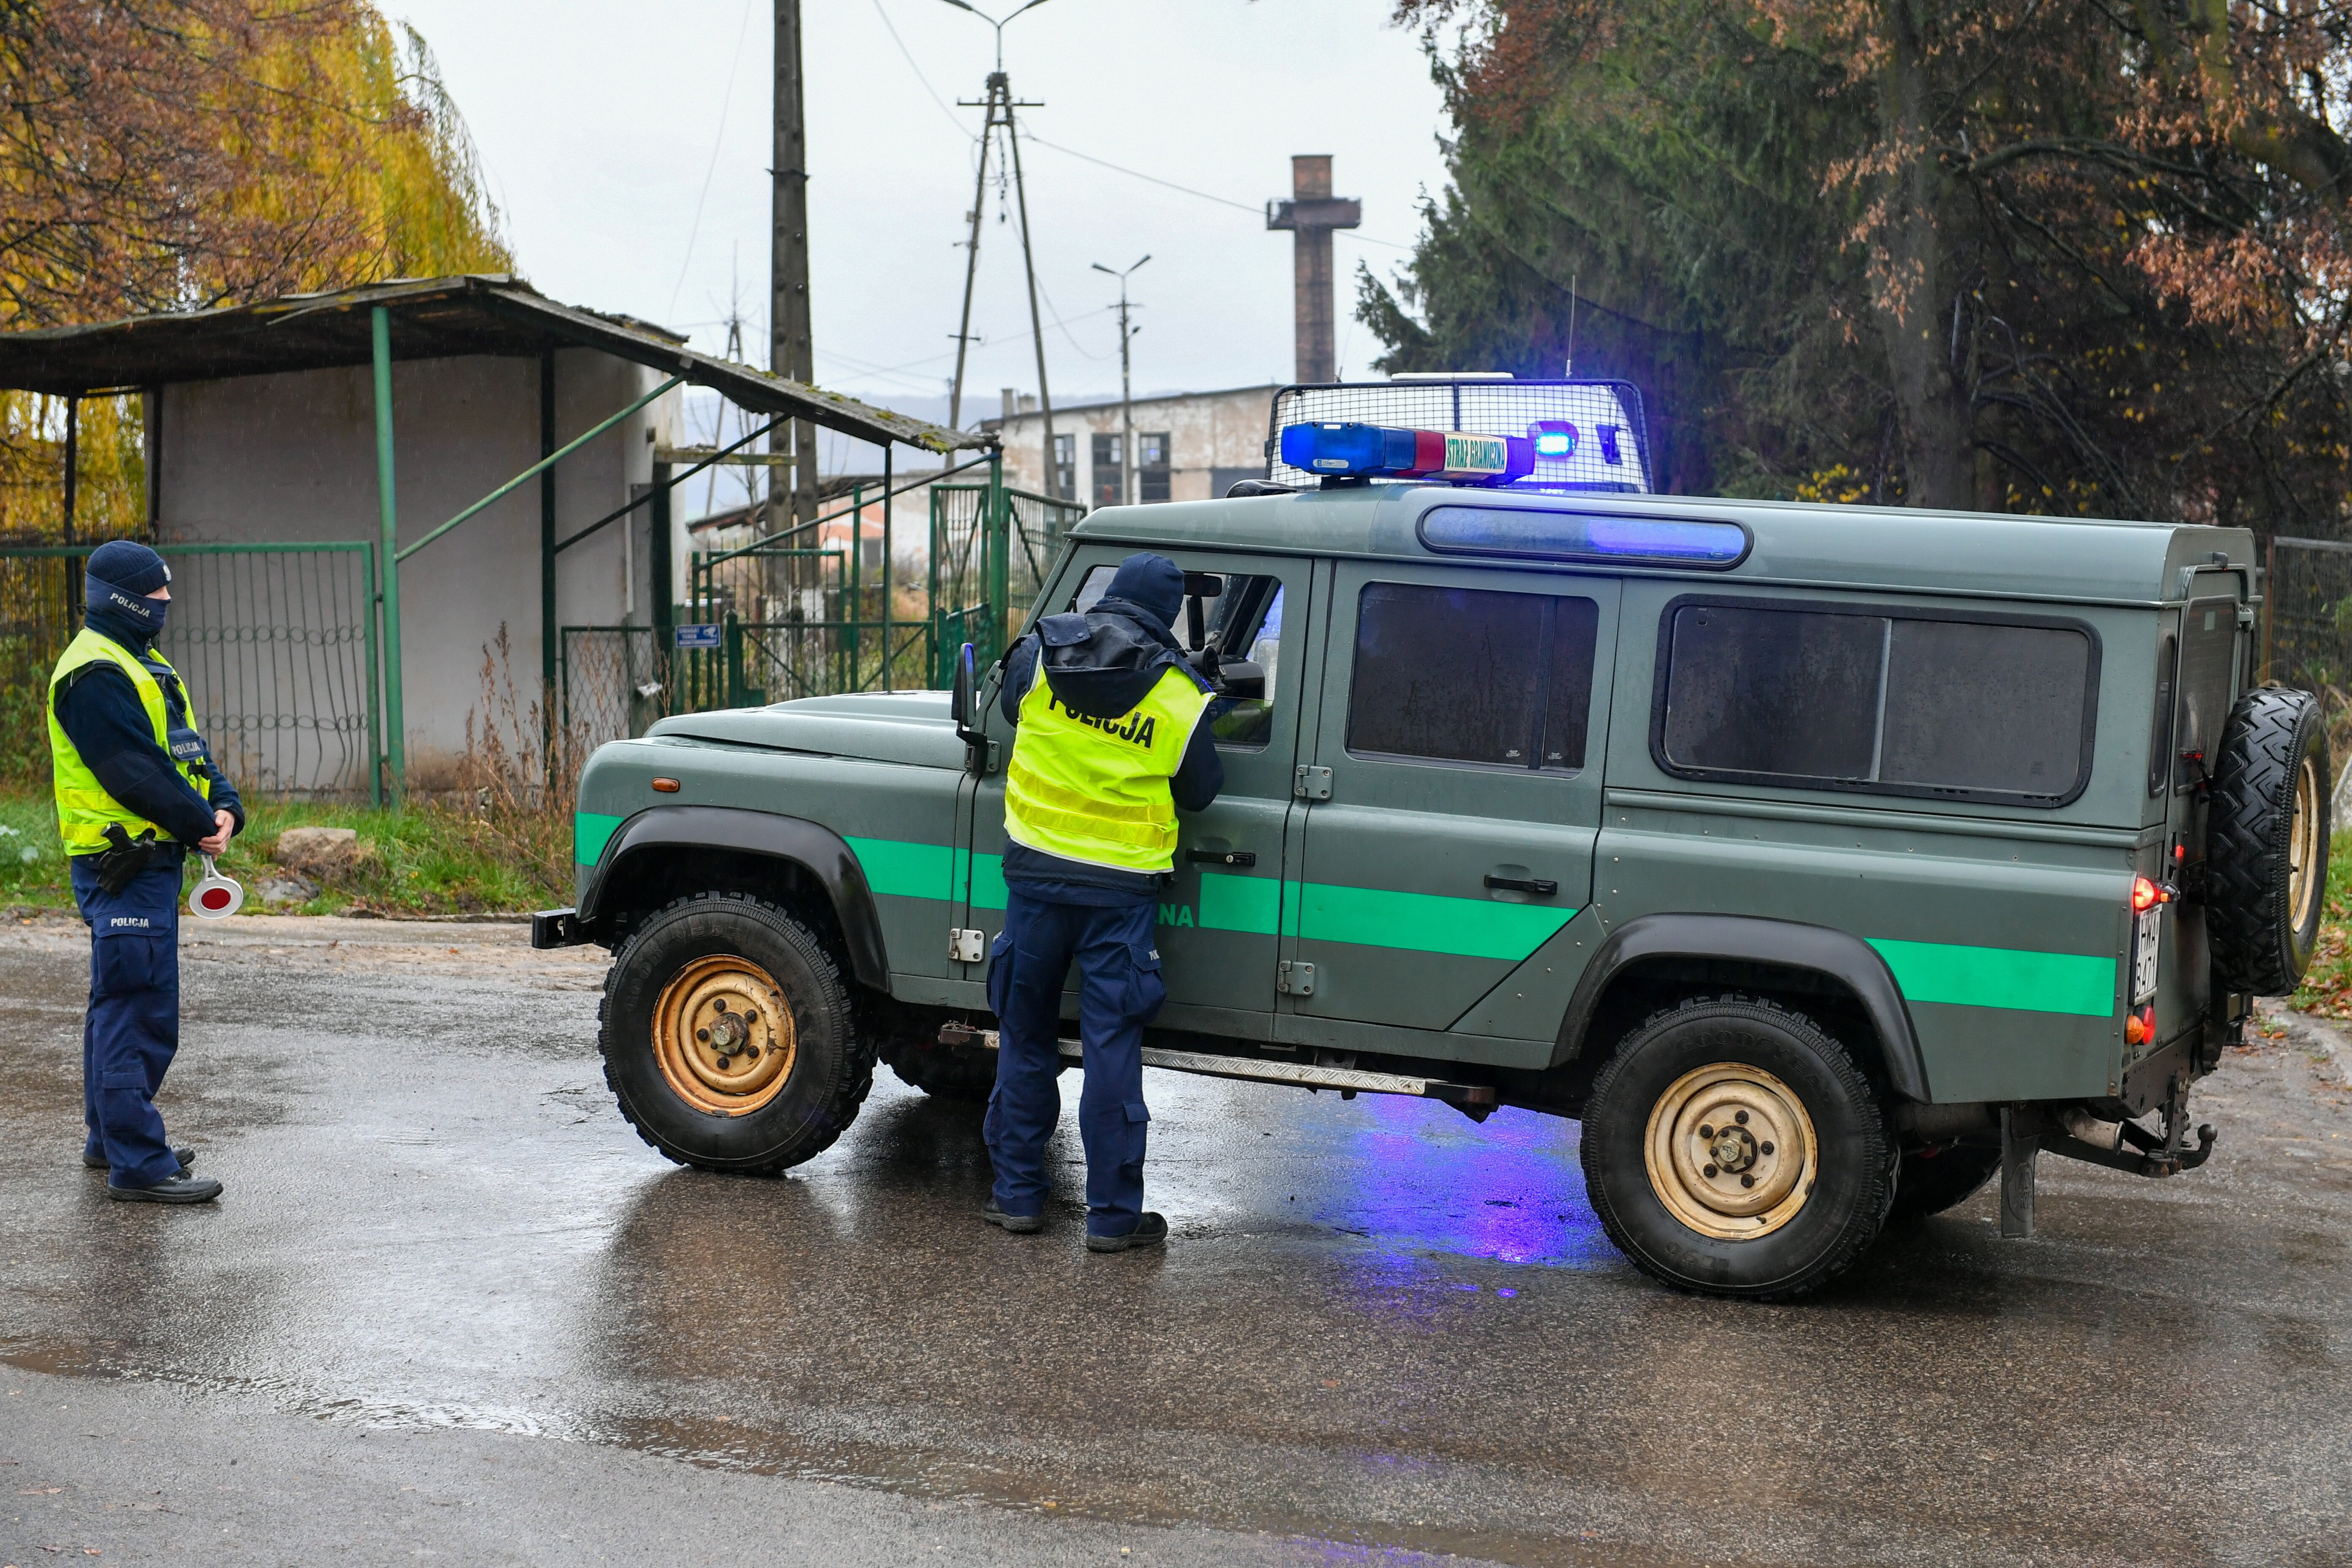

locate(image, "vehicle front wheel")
(1580, 995), (1895, 1300)
(599, 892), (873, 1173)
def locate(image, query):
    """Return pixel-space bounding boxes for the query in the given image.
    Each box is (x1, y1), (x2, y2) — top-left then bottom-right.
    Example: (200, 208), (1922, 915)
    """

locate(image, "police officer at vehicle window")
(982, 551), (1223, 1252)
(48, 540), (242, 1205)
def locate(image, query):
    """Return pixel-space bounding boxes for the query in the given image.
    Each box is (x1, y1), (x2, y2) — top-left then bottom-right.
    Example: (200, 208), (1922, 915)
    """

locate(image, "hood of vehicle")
(646, 690), (964, 768)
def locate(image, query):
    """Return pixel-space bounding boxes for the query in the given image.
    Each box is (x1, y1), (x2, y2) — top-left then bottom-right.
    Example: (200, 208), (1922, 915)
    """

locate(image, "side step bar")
(938, 1024), (1497, 1113)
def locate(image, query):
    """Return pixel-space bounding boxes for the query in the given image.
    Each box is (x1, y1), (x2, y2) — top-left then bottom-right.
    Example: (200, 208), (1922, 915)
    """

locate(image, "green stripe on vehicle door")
(1288, 879), (1576, 963)
(1867, 937), (2115, 1018)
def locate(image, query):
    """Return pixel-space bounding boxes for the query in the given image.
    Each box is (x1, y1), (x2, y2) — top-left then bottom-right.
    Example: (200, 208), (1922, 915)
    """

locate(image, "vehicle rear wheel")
(887, 1041), (1000, 1103)
(599, 892), (872, 1173)
(1580, 995), (1895, 1300)
(2208, 686), (2331, 996)
(1886, 1144), (2001, 1222)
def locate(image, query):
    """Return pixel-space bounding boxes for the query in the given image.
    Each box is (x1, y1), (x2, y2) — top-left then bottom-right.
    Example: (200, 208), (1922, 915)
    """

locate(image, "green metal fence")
(0, 542), (380, 800)
(667, 454), (1084, 712)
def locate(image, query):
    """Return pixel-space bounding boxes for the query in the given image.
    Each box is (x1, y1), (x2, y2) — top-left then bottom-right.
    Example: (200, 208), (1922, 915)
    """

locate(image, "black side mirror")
(1214, 658), (1265, 702)
(952, 642), (989, 776)
(950, 640), (975, 727)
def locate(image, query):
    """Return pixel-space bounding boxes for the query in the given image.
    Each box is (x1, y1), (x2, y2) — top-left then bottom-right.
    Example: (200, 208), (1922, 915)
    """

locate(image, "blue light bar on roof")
(1418, 505), (1750, 568)
(1277, 422), (1536, 485)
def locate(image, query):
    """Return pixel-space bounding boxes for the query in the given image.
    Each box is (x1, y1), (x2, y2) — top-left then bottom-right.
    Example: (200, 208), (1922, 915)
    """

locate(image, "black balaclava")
(84, 540), (171, 646)
(1096, 551), (1184, 634)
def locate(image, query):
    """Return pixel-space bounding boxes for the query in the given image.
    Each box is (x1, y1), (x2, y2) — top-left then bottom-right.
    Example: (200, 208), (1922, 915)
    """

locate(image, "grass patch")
(2291, 828), (2352, 1017)
(0, 789), (568, 917)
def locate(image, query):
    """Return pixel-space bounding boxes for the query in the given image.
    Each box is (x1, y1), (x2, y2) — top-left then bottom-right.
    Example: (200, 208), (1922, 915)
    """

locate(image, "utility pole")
(773, 0), (816, 535)
(1092, 255), (1148, 506)
(1266, 155), (1360, 384)
(939, 0), (1057, 495)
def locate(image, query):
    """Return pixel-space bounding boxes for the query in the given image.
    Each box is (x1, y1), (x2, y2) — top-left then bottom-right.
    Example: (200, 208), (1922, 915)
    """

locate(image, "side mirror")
(950, 640), (975, 727)
(1214, 658), (1266, 702)
(952, 642), (989, 776)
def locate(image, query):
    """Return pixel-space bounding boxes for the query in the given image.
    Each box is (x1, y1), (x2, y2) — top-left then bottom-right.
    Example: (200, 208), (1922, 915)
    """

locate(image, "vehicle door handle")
(1484, 874), (1557, 896)
(1187, 849), (1257, 867)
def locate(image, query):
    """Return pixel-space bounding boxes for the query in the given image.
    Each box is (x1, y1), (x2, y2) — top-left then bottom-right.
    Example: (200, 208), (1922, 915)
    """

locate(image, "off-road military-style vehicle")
(536, 381), (2329, 1298)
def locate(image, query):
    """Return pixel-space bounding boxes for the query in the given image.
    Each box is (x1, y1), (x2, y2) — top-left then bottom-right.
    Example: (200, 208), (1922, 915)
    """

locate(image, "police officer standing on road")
(982, 551), (1224, 1252)
(48, 540), (242, 1204)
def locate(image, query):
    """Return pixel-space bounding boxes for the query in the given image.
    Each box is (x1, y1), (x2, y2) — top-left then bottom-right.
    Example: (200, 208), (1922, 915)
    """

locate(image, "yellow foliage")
(0, 6), (509, 545)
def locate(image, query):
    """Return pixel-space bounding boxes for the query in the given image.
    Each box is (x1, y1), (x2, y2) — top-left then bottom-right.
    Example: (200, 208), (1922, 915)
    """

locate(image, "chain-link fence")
(1, 542), (379, 799)
(560, 625), (666, 754)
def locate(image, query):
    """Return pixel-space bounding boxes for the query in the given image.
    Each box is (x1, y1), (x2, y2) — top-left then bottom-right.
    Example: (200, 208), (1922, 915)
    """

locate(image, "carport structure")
(0, 275), (996, 798)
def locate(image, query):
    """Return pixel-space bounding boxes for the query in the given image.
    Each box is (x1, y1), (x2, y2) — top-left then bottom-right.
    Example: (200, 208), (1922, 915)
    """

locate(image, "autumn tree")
(1370, 0), (2352, 534)
(0, 0), (511, 539)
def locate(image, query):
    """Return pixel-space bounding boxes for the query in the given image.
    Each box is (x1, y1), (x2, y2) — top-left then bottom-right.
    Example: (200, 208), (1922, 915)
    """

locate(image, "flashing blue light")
(1278, 421), (1419, 475)
(1529, 420), (1578, 458)
(1277, 422), (1536, 485)
(1419, 504), (1750, 567)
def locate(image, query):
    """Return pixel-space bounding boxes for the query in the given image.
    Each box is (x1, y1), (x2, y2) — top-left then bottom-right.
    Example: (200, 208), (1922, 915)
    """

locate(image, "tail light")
(2132, 875), (2162, 913)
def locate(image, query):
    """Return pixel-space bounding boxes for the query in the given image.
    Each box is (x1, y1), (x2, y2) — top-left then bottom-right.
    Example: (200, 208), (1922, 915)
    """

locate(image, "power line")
(1021, 131), (1257, 213)
(1020, 131), (1418, 250)
(868, 0), (974, 139)
(668, 0), (758, 321)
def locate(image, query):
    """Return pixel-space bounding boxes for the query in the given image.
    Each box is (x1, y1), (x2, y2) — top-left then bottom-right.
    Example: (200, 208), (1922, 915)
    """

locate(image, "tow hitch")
(1997, 1073), (2215, 1238)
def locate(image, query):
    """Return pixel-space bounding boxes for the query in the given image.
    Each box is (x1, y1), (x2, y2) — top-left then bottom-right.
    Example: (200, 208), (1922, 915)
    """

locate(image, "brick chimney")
(1267, 155), (1361, 384)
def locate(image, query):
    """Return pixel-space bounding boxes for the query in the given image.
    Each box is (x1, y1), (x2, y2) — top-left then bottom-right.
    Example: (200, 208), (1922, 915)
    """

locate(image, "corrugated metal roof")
(0, 274), (987, 455)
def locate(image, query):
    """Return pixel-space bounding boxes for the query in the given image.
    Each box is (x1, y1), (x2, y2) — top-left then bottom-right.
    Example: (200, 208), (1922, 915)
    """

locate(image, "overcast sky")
(388, 0), (1455, 435)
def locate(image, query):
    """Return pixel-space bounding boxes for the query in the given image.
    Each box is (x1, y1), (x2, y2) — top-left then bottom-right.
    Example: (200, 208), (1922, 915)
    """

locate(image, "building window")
(1654, 597), (2098, 804)
(1138, 432), (1171, 503)
(1345, 583), (1600, 770)
(1091, 433), (1124, 509)
(1052, 433), (1075, 501)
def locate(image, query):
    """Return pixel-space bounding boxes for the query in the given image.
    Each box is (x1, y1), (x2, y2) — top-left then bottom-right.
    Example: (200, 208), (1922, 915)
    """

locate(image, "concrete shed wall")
(156, 348), (669, 789)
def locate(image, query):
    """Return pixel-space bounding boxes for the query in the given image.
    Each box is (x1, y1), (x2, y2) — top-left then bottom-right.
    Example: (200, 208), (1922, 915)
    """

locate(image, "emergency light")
(1278, 422), (1536, 485)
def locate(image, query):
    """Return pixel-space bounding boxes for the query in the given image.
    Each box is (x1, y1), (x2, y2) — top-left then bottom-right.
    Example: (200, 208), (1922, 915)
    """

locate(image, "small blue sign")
(674, 623), (722, 650)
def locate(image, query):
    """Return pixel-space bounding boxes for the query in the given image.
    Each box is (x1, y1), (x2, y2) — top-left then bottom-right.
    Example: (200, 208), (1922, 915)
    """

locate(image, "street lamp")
(1091, 255), (1149, 507)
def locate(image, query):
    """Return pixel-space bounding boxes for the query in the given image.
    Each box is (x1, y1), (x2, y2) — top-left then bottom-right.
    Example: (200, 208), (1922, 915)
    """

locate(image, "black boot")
(980, 1198), (1043, 1234)
(1086, 1212), (1168, 1253)
(107, 1173), (223, 1205)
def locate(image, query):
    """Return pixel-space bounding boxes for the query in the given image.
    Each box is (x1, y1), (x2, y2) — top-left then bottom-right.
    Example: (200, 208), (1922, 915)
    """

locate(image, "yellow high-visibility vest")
(46, 626), (211, 856)
(1004, 664), (1209, 875)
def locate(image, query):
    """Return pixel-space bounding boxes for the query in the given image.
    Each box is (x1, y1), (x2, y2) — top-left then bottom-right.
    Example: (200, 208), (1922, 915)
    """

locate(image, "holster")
(93, 823), (161, 896)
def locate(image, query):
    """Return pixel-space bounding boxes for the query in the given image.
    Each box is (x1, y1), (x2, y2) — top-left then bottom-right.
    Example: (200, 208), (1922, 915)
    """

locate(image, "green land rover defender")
(538, 405), (2328, 1300)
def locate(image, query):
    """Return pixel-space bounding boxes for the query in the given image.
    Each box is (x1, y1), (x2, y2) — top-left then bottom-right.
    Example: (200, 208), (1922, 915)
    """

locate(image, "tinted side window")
(1346, 583), (1600, 770)
(1879, 619), (2090, 794)
(1661, 605), (1881, 779)
(1658, 598), (2097, 803)
(2173, 599), (2236, 789)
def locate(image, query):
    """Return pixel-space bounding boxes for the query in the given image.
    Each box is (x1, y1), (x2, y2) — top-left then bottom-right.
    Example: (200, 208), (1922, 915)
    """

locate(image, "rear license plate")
(2132, 906), (2161, 1004)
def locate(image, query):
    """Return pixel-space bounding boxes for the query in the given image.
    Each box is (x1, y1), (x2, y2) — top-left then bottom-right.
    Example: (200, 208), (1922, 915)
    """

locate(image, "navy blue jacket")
(52, 608), (244, 849)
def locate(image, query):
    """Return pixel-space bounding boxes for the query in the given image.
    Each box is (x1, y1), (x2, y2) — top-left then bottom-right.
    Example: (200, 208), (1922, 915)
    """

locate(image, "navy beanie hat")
(1105, 551), (1184, 629)
(87, 540), (171, 597)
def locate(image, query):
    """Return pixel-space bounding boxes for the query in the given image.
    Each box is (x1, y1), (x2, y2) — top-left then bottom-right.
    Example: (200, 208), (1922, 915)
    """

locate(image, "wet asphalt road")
(4, 915), (2352, 1568)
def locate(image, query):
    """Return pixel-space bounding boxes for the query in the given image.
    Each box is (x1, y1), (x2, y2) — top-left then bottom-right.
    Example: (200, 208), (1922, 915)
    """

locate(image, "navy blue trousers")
(983, 890), (1164, 1238)
(72, 852), (186, 1188)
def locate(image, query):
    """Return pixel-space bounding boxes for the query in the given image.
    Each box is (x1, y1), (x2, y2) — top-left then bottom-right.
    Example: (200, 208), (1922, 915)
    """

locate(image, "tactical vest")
(46, 626), (212, 856)
(1004, 664), (1210, 875)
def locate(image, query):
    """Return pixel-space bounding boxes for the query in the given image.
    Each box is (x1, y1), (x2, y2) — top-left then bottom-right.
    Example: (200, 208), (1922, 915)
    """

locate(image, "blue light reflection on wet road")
(1310, 1094), (1617, 1282)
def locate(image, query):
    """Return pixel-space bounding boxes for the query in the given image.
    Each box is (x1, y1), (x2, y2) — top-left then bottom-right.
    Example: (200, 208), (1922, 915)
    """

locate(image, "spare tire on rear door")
(2206, 686), (2330, 996)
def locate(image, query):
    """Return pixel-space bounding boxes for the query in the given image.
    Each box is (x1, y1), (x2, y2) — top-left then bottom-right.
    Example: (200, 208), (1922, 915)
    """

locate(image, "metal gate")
(1, 541), (381, 800)
(669, 455), (1083, 712)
